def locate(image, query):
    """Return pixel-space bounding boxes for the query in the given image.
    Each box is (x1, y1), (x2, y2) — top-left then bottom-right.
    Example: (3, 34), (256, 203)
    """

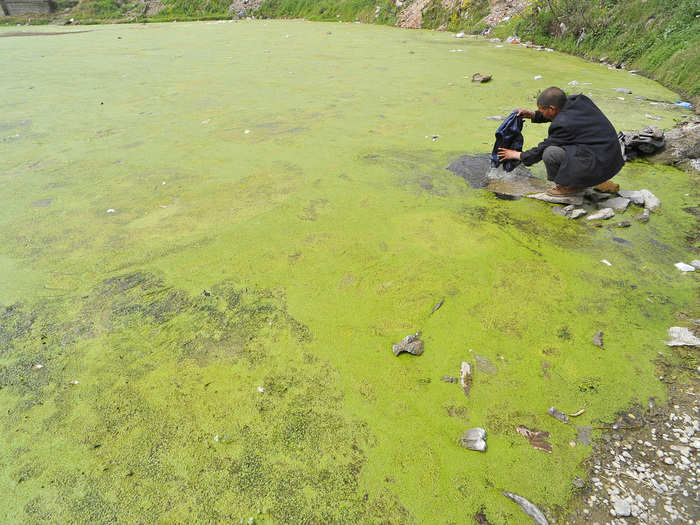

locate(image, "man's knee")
(543, 146), (565, 164)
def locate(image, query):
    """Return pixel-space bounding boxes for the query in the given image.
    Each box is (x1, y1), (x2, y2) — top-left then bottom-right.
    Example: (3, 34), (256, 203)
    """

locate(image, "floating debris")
(502, 491), (549, 525)
(455, 32), (465, 38)
(569, 408), (586, 417)
(601, 259), (612, 266)
(70, 380), (79, 385)
(201, 119), (211, 125)
(430, 298), (444, 315)
(33, 363), (44, 369)
(472, 73), (492, 83)
(593, 330), (604, 348)
(441, 376), (458, 383)
(106, 208), (116, 213)
(533, 75), (543, 80)
(516, 425), (552, 453)
(460, 361), (472, 398)
(674, 262), (696, 272)
(244, 129), (251, 134)
(459, 427), (487, 452)
(392, 332), (424, 356)
(547, 406), (569, 423)
(665, 327), (700, 347)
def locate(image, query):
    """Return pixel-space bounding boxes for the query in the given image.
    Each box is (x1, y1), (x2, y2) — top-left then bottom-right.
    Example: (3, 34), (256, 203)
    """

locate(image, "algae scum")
(0, 20), (697, 523)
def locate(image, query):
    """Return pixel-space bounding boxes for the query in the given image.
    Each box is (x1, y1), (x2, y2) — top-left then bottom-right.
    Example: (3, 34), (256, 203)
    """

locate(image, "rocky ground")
(566, 340), (699, 524)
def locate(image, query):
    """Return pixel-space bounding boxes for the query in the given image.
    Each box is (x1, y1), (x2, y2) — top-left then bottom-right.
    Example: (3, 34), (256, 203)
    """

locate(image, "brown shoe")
(546, 185), (584, 196)
(594, 180), (620, 193)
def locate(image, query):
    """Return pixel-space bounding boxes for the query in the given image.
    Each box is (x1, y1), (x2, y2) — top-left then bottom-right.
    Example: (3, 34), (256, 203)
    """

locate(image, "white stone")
(666, 327), (700, 347)
(587, 208), (615, 220)
(675, 262), (696, 272)
(640, 189), (661, 211)
(612, 497), (632, 516)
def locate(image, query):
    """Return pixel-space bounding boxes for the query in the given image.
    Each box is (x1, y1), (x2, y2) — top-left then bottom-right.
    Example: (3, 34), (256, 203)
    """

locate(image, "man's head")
(537, 87), (567, 120)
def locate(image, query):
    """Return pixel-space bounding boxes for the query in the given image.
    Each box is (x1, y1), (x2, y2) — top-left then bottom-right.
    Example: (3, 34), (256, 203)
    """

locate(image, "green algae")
(0, 20), (697, 523)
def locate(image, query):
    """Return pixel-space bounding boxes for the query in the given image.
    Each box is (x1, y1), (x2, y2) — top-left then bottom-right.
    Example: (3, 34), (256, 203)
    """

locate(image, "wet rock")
(472, 73), (492, 83)
(551, 206), (569, 217)
(459, 427), (487, 452)
(441, 376), (458, 383)
(618, 190), (645, 205)
(612, 220), (631, 228)
(598, 197), (630, 211)
(593, 330), (604, 348)
(569, 208), (587, 219)
(636, 209), (650, 223)
(612, 495), (632, 516)
(527, 192), (583, 205)
(502, 491), (549, 525)
(619, 126), (665, 160)
(586, 208), (615, 220)
(665, 327), (700, 347)
(475, 354), (498, 375)
(577, 426), (592, 445)
(392, 332), (424, 356)
(460, 361), (472, 397)
(640, 189), (661, 211)
(648, 117), (700, 172)
(547, 406), (569, 423)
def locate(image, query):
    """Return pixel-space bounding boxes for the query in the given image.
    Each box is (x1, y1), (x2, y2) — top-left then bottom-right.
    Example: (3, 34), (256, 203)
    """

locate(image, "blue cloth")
(490, 110), (524, 172)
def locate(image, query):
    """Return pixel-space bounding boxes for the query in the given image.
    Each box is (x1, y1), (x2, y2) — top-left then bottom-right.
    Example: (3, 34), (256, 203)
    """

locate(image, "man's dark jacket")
(520, 94), (624, 187)
(490, 110), (524, 172)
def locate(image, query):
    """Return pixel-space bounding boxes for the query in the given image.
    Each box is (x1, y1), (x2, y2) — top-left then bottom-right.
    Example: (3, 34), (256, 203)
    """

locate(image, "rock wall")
(3, 0), (55, 15)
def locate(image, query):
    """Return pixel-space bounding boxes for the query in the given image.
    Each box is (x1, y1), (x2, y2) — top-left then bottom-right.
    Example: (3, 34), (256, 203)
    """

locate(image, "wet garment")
(490, 110), (524, 172)
(520, 94), (625, 187)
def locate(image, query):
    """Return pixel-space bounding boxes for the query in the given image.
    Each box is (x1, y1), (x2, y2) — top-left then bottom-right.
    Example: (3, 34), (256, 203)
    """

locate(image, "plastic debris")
(586, 208), (615, 220)
(106, 208), (116, 213)
(533, 75), (543, 80)
(455, 32), (465, 38)
(430, 298), (444, 315)
(569, 409), (585, 417)
(33, 364), (44, 369)
(459, 428), (486, 452)
(547, 406), (569, 423)
(601, 259), (612, 266)
(665, 327), (700, 347)
(201, 119), (211, 125)
(502, 491), (549, 525)
(618, 127), (664, 160)
(460, 362), (472, 398)
(614, 88), (632, 94)
(675, 101), (692, 108)
(674, 262), (696, 272)
(70, 380), (79, 385)
(392, 332), (424, 356)
(645, 114), (662, 121)
(484, 115), (504, 121)
(505, 36), (520, 44)
(568, 80), (580, 86)
(257, 386), (265, 393)
(244, 129), (251, 134)
(593, 330), (604, 348)
(516, 425), (552, 453)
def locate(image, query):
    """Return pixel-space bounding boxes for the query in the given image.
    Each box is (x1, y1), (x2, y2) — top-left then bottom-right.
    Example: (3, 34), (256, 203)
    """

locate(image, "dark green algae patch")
(1, 20), (698, 524)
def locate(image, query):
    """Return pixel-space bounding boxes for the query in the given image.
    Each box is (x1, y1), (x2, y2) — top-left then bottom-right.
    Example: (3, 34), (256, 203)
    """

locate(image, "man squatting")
(498, 86), (625, 196)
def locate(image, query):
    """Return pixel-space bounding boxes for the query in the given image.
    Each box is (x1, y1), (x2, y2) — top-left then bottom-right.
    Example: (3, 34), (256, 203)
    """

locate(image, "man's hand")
(517, 108), (536, 119)
(498, 148), (521, 161)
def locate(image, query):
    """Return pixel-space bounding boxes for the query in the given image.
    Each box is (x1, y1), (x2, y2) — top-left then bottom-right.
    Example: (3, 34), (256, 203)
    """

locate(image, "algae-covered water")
(0, 20), (697, 523)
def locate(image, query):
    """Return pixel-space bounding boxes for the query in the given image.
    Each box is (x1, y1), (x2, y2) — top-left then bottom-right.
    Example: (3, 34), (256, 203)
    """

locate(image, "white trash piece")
(674, 262), (696, 272)
(665, 327), (700, 347)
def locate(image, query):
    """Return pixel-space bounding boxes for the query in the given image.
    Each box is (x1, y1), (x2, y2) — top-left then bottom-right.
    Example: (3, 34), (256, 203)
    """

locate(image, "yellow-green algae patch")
(0, 20), (697, 523)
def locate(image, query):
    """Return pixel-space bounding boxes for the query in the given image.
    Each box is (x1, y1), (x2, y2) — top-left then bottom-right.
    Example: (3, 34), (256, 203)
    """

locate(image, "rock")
(526, 192), (583, 205)
(674, 262), (695, 272)
(598, 197), (630, 211)
(665, 327), (700, 347)
(586, 208), (615, 220)
(475, 354), (498, 375)
(617, 190), (644, 206)
(636, 209), (650, 223)
(502, 491), (549, 525)
(691, 259), (700, 269)
(568, 208), (587, 219)
(640, 189), (661, 211)
(593, 330), (604, 348)
(459, 428), (487, 452)
(612, 220), (632, 228)
(612, 496), (632, 516)
(460, 362), (472, 397)
(648, 117), (700, 172)
(619, 126), (665, 160)
(614, 88), (632, 94)
(547, 406), (569, 423)
(551, 206), (569, 217)
(392, 332), (424, 356)
(472, 73), (492, 83)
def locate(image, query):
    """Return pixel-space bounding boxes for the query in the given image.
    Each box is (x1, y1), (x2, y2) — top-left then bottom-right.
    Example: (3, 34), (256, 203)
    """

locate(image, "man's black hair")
(537, 87), (567, 109)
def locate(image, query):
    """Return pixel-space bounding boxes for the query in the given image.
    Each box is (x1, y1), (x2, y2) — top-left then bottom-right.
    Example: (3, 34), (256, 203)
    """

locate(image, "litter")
(441, 376), (457, 383)
(665, 327), (700, 347)
(505, 36), (520, 44)
(674, 262), (696, 272)
(533, 75), (543, 80)
(455, 32), (465, 38)
(547, 406), (569, 423)
(472, 73), (492, 83)
(257, 386), (265, 393)
(201, 119), (211, 125)
(618, 127), (665, 160)
(636, 209), (650, 223)
(460, 362), (472, 398)
(70, 380), (79, 385)
(617, 97), (625, 101)
(502, 491), (549, 525)
(614, 88), (632, 94)
(449, 49), (464, 53)
(645, 114), (662, 121)
(675, 101), (692, 108)
(569, 409), (586, 417)
(691, 260), (700, 269)
(106, 209), (116, 213)
(568, 80), (580, 86)
(33, 364), (44, 369)
(593, 330), (604, 348)
(459, 428), (487, 452)
(516, 425), (552, 453)
(430, 298), (444, 315)
(244, 129), (251, 134)
(601, 259), (612, 266)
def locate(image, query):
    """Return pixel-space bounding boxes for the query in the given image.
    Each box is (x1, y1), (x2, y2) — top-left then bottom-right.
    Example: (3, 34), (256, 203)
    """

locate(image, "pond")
(0, 19), (696, 523)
